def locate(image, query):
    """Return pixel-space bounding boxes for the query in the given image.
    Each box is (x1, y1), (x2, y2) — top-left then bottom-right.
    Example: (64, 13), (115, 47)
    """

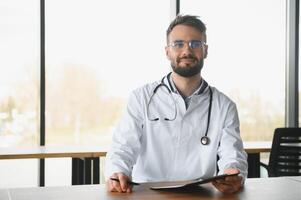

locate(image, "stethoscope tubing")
(147, 73), (213, 145)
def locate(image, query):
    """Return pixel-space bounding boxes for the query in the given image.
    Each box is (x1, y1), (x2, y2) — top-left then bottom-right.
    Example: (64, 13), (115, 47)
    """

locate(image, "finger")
(213, 179), (241, 194)
(118, 173), (129, 192)
(212, 181), (236, 194)
(225, 176), (242, 190)
(126, 186), (133, 193)
(225, 175), (242, 182)
(219, 178), (241, 190)
(106, 181), (113, 192)
(110, 173), (123, 193)
(223, 168), (242, 186)
(214, 179), (232, 185)
(111, 179), (123, 193)
(107, 179), (117, 192)
(224, 168), (240, 176)
(212, 180), (226, 192)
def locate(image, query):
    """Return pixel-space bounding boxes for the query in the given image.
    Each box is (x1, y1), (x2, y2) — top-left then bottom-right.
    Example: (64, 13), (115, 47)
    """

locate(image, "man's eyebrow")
(173, 39), (184, 42)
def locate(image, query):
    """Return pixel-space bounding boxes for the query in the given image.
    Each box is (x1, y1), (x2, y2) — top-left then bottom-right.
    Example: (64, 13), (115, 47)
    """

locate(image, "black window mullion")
(39, 0), (45, 187)
(176, 0), (180, 15)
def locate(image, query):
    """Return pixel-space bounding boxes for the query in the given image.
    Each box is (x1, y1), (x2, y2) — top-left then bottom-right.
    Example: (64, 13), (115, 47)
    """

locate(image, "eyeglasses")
(169, 40), (206, 51)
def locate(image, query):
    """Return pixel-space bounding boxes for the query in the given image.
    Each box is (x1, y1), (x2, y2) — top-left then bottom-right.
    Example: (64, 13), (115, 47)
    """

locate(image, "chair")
(261, 128), (301, 177)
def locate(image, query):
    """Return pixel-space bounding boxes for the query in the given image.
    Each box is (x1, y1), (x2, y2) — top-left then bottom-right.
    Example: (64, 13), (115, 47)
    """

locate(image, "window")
(44, 0), (170, 185)
(0, 0), (39, 187)
(45, 0), (170, 146)
(181, 0), (286, 141)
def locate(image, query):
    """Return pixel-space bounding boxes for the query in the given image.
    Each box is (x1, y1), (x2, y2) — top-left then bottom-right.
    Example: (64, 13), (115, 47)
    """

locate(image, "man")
(105, 15), (248, 194)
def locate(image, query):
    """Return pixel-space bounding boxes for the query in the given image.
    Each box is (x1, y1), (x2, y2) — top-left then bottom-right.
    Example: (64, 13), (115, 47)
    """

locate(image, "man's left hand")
(212, 168), (242, 194)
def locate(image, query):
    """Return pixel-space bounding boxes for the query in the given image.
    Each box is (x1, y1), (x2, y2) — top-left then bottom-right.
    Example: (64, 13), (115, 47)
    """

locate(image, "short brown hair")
(166, 15), (207, 42)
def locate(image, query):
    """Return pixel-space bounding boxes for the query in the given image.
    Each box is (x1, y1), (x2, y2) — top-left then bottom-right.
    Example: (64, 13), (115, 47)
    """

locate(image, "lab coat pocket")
(146, 120), (179, 146)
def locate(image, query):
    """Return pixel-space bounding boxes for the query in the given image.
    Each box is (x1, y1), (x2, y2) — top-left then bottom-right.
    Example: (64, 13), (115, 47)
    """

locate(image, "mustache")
(176, 55), (197, 62)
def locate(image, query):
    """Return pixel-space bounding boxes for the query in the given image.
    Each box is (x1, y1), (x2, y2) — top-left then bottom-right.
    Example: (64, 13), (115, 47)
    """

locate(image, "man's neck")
(171, 72), (202, 98)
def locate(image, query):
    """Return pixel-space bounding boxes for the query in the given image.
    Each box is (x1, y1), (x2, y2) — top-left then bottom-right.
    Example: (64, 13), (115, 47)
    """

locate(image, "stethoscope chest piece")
(200, 136), (210, 145)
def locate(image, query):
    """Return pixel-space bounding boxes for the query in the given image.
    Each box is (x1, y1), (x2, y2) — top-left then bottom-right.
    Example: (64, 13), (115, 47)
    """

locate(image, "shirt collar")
(165, 72), (209, 97)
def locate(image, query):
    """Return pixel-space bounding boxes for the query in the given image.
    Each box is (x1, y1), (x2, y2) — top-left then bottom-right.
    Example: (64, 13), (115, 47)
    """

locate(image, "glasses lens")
(190, 40), (203, 49)
(171, 41), (184, 49)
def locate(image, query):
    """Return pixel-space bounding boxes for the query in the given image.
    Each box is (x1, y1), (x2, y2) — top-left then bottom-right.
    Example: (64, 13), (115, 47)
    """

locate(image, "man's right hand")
(106, 172), (133, 193)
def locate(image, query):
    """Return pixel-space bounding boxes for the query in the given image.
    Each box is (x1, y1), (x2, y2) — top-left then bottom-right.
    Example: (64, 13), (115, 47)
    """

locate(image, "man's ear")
(165, 46), (171, 60)
(203, 44), (208, 58)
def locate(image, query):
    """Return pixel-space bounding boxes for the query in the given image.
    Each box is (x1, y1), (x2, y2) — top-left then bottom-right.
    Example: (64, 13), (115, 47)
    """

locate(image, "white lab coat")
(105, 76), (248, 182)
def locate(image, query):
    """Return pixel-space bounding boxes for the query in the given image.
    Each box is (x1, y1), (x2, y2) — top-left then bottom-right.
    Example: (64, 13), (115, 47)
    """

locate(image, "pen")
(110, 178), (140, 186)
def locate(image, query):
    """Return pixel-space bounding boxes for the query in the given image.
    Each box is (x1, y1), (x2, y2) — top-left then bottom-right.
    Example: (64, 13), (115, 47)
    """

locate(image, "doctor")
(105, 15), (248, 194)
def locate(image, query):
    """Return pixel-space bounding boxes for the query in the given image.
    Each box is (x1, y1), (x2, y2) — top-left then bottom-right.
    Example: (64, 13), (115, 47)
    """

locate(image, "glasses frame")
(168, 40), (206, 51)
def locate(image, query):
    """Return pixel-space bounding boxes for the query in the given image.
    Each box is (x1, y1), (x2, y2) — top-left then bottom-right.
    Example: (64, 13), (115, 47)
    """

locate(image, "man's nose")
(181, 43), (194, 56)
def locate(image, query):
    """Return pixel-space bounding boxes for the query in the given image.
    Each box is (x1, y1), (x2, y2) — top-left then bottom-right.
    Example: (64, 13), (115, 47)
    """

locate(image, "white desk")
(1, 177), (300, 200)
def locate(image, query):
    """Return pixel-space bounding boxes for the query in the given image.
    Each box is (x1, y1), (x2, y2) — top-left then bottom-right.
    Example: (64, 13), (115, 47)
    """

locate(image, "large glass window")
(0, 0), (39, 187)
(181, 0), (286, 141)
(45, 0), (170, 146)
(45, 0), (170, 185)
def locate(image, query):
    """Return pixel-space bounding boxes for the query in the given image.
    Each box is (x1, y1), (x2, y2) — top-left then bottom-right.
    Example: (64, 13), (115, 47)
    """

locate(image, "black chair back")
(268, 128), (301, 177)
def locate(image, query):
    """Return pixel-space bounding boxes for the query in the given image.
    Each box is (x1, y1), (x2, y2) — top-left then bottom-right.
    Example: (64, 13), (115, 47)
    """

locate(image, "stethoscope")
(147, 73), (213, 145)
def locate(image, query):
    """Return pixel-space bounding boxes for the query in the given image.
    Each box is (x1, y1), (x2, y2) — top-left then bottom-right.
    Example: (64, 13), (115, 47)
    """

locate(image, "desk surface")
(1, 177), (300, 200)
(243, 141), (271, 154)
(0, 141), (271, 160)
(0, 145), (109, 159)
(288, 176), (301, 183)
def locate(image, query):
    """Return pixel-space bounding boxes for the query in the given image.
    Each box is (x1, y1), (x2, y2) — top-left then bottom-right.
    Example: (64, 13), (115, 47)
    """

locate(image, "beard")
(171, 56), (204, 77)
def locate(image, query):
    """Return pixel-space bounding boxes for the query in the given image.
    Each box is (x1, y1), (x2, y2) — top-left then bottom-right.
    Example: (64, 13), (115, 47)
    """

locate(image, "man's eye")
(174, 42), (184, 48)
(191, 41), (202, 48)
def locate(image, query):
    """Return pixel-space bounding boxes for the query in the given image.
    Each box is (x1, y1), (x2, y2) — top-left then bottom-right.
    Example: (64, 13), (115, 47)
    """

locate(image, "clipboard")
(150, 173), (240, 190)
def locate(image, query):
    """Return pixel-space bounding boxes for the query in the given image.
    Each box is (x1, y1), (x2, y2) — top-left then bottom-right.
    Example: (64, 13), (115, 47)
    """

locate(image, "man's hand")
(212, 168), (242, 194)
(106, 172), (133, 193)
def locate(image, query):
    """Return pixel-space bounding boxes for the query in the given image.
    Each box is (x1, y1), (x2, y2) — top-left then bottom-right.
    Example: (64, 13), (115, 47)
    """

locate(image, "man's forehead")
(168, 25), (204, 40)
